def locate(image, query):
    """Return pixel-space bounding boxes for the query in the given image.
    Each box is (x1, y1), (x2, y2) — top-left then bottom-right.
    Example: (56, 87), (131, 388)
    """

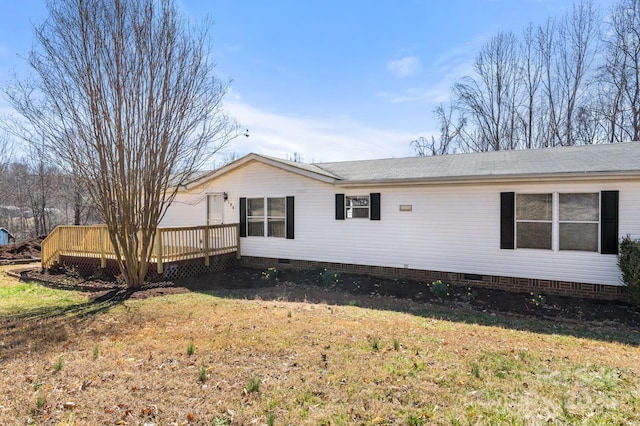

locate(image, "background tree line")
(414, 0), (640, 155)
(0, 132), (99, 239)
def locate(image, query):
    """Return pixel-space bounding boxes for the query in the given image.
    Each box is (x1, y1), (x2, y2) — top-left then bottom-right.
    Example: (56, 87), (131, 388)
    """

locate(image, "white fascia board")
(333, 171), (640, 188)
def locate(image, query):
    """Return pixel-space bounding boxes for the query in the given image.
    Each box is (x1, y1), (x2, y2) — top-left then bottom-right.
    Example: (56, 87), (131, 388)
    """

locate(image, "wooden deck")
(42, 224), (240, 274)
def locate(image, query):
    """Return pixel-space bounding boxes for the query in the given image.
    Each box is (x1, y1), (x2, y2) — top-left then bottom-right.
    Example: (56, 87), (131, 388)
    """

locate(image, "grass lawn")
(1, 266), (639, 425)
(0, 265), (88, 316)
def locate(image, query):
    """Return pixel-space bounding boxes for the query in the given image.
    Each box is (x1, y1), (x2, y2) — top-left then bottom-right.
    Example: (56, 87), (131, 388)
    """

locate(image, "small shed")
(0, 228), (15, 245)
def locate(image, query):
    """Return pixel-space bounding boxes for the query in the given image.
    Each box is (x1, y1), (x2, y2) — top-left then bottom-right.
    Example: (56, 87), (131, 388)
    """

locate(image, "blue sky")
(0, 0), (615, 162)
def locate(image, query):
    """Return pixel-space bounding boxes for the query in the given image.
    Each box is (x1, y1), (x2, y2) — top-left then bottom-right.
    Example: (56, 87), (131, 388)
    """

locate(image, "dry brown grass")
(1, 268), (640, 425)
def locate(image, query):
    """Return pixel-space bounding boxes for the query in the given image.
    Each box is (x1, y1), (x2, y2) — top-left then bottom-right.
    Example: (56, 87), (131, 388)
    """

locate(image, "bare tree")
(453, 31), (521, 151)
(557, 1), (600, 145)
(22, 140), (61, 235)
(5, 0), (239, 289)
(413, 104), (464, 156)
(4, 162), (32, 238)
(602, 0), (640, 142)
(519, 23), (544, 149)
(0, 132), (14, 203)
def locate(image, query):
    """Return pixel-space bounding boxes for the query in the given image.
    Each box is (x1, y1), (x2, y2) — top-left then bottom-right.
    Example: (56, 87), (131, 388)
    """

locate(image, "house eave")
(334, 171), (640, 188)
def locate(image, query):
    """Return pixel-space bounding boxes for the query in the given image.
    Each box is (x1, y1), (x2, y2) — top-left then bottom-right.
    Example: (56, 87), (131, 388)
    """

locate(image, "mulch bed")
(0, 236), (43, 264)
(17, 266), (640, 329)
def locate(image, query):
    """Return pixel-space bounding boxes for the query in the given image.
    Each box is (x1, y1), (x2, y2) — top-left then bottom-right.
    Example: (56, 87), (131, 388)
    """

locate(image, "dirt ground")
(0, 236), (43, 262)
(21, 266), (640, 328)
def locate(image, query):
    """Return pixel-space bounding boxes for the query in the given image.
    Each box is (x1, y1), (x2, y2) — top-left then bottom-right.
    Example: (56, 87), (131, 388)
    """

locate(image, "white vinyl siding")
(162, 160), (640, 287)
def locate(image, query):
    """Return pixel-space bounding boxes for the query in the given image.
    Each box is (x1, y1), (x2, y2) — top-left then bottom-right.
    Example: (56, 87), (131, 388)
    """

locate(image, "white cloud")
(224, 101), (422, 163)
(378, 40), (479, 105)
(386, 56), (423, 78)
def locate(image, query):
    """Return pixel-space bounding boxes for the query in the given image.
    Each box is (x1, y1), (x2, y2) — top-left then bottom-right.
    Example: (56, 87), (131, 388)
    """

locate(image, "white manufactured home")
(161, 142), (640, 300)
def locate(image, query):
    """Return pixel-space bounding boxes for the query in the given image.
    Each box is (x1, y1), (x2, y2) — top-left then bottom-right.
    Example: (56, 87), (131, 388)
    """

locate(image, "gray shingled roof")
(312, 142), (640, 182)
(259, 154), (341, 179)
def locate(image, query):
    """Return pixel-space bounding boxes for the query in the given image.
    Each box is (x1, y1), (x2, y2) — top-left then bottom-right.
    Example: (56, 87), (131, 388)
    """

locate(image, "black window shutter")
(286, 196), (295, 239)
(500, 192), (515, 249)
(370, 193), (381, 220)
(335, 194), (345, 220)
(601, 190), (619, 255)
(239, 197), (247, 237)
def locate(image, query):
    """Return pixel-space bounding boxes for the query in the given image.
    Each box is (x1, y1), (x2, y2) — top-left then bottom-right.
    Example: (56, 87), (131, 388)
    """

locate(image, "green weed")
(266, 412), (275, 426)
(471, 363), (481, 379)
(198, 364), (207, 382)
(35, 394), (46, 411)
(393, 338), (400, 351)
(370, 336), (380, 352)
(54, 356), (63, 372)
(247, 376), (261, 393)
(213, 416), (230, 426)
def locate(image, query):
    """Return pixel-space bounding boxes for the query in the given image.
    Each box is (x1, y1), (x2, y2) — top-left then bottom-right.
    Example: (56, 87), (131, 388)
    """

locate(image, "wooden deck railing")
(41, 224), (240, 273)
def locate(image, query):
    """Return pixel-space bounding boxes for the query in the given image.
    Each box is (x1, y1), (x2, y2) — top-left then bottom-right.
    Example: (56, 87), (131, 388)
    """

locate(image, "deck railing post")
(100, 226), (107, 269)
(156, 228), (163, 274)
(203, 225), (210, 266)
(57, 226), (62, 264)
(236, 223), (241, 260)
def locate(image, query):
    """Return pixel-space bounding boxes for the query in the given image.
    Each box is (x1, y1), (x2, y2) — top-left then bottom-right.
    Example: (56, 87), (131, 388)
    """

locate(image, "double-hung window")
(243, 197), (291, 238)
(559, 193), (598, 252)
(346, 196), (369, 219)
(335, 193), (381, 221)
(502, 191), (618, 254)
(247, 198), (266, 237)
(267, 198), (286, 237)
(516, 194), (552, 250)
(513, 192), (600, 252)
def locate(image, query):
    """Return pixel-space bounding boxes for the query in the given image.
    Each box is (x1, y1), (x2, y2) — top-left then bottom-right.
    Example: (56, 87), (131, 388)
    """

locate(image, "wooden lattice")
(59, 252), (237, 282)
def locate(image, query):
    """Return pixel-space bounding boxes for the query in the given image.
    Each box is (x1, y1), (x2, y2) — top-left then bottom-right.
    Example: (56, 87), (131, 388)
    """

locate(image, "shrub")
(529, 293), (546, 307)
(618, 235), (640, 303)
(465, 287), (478, 301)
(429, 280), (449, 298)
(262, 267), (280, 281)
(320, 269), (340, 285)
